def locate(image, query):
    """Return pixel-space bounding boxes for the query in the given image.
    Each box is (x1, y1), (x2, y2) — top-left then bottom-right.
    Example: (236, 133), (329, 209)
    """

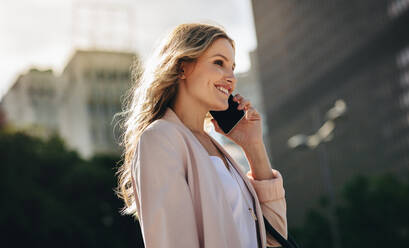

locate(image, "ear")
(178, 60), (195, 80)
(178, 61), (187, 79)
(179, 70), (186, 79)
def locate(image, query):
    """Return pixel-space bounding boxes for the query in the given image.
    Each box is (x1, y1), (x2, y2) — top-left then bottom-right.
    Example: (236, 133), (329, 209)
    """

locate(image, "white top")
(209, 155), (258, 248)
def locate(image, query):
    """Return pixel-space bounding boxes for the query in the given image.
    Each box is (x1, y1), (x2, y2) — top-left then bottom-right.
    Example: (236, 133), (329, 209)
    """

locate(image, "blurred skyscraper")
(2, 50), (136, 158)
(2, 69), (59, 137)
(71, 0), (135, 52)
(2, 0), (138, 158)
(59, 50), (134, 157)
(251, 0), (409, 226)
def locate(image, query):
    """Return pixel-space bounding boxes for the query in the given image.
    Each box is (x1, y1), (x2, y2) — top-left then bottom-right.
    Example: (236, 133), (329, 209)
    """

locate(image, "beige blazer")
(131, 107), (287, 248)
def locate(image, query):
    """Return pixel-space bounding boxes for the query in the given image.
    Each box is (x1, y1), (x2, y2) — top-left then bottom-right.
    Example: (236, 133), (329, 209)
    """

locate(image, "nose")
(226, 71), (237, 87)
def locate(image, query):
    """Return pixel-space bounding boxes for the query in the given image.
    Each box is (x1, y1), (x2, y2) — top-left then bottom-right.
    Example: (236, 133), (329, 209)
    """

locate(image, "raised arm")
(244, 142), (288, 248)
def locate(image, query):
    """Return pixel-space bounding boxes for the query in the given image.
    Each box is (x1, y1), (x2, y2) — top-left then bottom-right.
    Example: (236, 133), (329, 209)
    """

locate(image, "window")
(388, 0), (409, 18)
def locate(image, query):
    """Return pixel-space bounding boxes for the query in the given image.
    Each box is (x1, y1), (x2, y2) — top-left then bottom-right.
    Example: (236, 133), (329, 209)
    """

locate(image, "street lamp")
(287, 99), (347, 248)
(325, 99), (347, 121)
(287, 99), (346, 150)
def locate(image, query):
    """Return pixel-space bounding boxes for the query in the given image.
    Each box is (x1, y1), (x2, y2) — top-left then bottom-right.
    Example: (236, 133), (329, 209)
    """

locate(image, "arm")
(132, 127), (200, 247)
(246, 169), (287, 247)
(244, 142), (288, 248)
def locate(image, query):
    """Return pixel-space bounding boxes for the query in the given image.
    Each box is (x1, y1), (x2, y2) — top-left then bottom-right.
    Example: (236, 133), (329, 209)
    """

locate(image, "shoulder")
(139, 119), (187, 150)
(143, 119), (184, 138)
(135, 119), (190, 171)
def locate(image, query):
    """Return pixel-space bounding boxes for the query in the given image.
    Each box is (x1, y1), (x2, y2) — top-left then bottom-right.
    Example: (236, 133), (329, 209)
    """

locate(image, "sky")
(0, 0), (258, 100)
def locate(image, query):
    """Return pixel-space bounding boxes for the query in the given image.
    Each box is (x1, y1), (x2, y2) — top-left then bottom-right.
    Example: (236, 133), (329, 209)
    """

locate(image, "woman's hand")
(211, 94), (263, 148)
(212, 94), (275, 180)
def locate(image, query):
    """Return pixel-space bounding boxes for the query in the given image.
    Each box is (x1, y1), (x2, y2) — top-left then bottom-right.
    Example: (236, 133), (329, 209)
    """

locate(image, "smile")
(215, 86), (229, 96)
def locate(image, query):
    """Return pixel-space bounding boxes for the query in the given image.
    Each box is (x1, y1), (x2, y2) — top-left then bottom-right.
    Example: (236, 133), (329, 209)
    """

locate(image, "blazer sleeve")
(132, 127), (200, 248)
(246, 169), (287, 248)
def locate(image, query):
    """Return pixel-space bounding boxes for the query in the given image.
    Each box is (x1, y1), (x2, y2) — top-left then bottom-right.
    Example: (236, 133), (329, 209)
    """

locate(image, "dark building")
(251, 0), (409, 226)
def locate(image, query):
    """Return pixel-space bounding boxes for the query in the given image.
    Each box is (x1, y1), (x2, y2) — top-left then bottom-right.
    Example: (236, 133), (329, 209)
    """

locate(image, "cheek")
(212, 66), (225, 76)
(202, 65), (224, 83)
(188, 64), (224, 92)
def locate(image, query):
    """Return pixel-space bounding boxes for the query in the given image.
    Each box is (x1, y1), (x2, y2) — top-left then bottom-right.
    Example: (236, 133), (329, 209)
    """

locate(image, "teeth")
(216, 86), (229, 95)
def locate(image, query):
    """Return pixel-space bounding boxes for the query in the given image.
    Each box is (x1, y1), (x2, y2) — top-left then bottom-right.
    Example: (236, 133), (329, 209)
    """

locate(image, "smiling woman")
(174, 37), (237, 114)
(115, 23), (288, 248)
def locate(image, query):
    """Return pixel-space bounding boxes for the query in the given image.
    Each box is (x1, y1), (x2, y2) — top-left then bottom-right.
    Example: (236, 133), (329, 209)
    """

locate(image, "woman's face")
(179, 38), (237, 111)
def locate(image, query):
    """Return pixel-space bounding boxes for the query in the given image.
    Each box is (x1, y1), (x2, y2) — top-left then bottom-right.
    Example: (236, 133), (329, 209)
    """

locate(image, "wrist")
(242, 141), (265, 153)
(242, 141), (275, 180)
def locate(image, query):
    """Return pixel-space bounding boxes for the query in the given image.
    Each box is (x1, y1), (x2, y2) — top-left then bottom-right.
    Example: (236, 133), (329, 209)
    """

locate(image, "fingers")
(233, 93), (251, 110)
(233, 94), (261, 121)
(211, 119), (223, 134)
(245, 106), (260, 120)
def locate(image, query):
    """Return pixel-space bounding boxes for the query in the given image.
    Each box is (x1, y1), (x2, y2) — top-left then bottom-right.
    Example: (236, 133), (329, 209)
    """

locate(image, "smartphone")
(209, 94), (245, 134)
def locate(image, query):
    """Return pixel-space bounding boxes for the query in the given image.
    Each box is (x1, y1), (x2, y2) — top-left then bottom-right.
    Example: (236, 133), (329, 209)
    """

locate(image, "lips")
(214, 84), (231, 96)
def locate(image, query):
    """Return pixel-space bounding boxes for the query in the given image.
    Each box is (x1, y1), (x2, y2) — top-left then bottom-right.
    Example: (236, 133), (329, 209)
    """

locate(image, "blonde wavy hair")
(115, 23), (235, 219)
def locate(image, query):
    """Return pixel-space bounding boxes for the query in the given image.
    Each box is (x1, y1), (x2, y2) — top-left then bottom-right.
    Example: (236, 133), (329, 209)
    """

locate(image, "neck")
(170, 89), (209, 135)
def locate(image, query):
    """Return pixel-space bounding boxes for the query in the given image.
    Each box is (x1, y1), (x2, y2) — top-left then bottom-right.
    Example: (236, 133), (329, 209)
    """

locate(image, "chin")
(211, 102), (229, 111)
(221, 99), (229, 110)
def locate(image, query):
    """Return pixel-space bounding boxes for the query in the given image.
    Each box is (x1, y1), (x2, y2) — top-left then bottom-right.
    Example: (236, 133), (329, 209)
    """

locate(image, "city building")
(2, 50), (136, 158)
(251, 0), (409, 226)
(59, 50), (134, 157)
(2, 68), (59, 137)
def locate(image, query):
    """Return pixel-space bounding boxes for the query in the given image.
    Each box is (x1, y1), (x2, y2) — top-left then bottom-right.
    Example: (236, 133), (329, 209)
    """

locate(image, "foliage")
(292, 172), (409, 248)
(0, 131), (144, 248)
(336, 173), (409, 247)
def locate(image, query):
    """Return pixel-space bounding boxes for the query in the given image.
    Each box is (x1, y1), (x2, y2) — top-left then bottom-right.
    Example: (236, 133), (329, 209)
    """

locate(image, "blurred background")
(1, 0), (409, 247)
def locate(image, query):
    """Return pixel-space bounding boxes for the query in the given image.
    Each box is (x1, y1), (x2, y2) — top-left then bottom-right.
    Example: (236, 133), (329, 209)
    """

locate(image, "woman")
(116, 23), (287, 248)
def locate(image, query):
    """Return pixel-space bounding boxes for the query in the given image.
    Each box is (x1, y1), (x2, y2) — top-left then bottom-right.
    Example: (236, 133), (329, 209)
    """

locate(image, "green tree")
(0, 131), (144, 248)
(290, 196), (333, 248)
(292, 172), (409, 248)
(337, 173), (409, 247)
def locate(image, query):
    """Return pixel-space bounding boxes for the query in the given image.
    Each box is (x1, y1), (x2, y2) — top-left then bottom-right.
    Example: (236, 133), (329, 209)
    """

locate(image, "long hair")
(115, 23), (235, 219)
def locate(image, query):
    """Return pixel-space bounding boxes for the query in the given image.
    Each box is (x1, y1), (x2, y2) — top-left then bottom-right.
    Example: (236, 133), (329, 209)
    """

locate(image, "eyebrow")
(210, 53), (236, 69)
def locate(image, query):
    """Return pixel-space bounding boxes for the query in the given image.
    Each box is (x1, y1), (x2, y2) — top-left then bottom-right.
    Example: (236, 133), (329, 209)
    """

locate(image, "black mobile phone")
(209, 94), (245, 134)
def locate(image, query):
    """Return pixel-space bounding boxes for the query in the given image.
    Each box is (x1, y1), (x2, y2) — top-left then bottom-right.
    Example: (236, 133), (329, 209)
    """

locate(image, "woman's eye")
(214, 60), (223, 66)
